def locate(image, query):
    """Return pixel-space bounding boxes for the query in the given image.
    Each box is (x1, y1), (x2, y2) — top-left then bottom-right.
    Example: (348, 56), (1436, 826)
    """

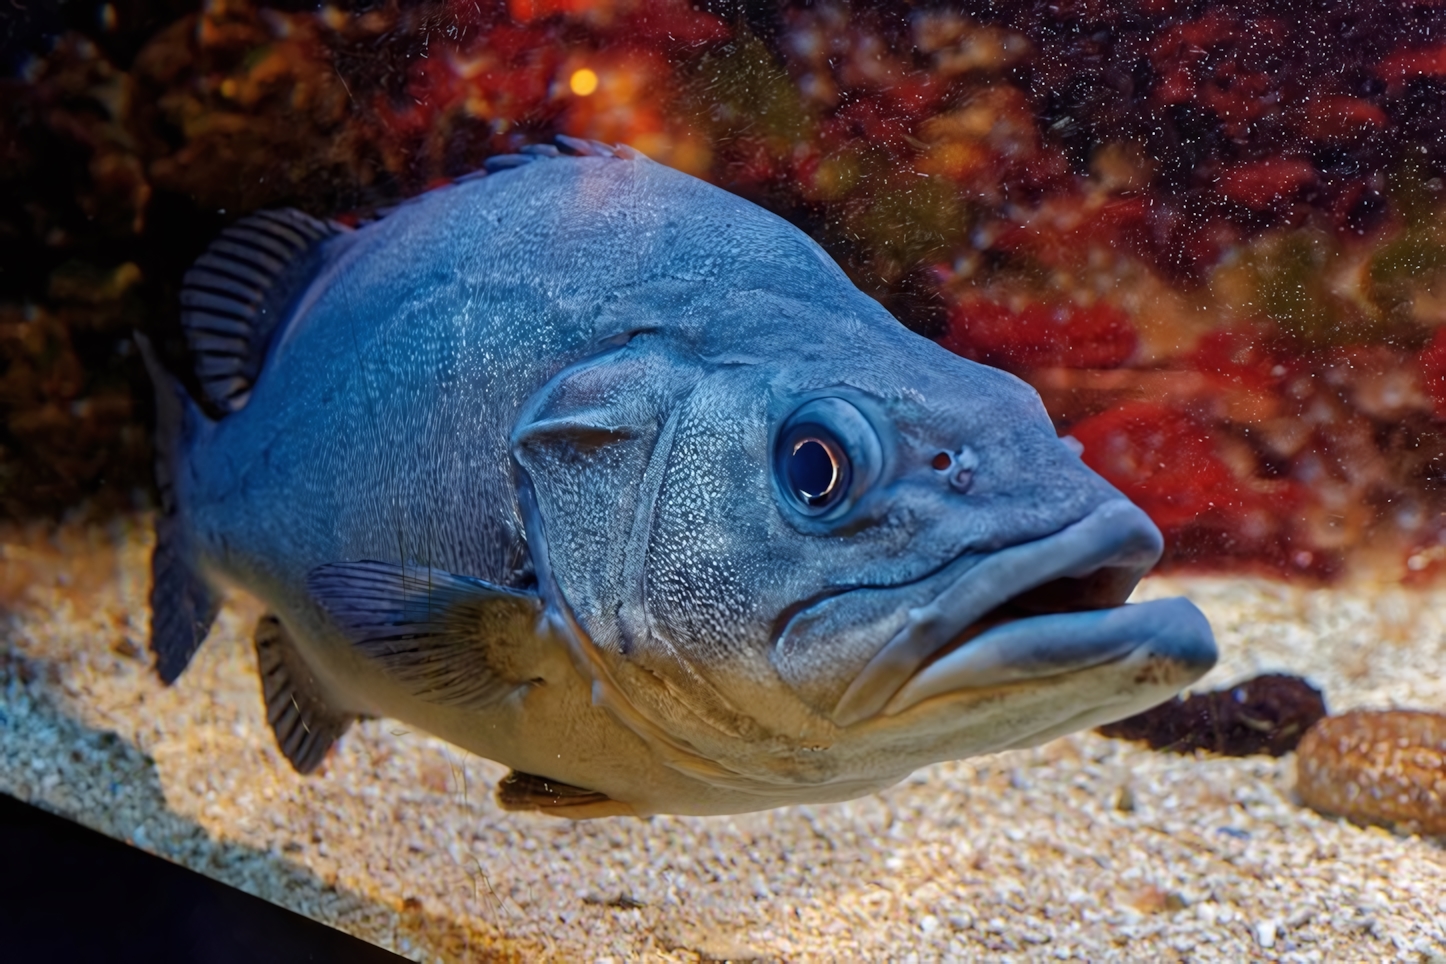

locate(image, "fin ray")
(496, 770), (633, 818)
(479, 136), (636, 176)
(136, 332), (220, 684)
(307, 561), (544, 709)
(254, 613), (355, 774)
(180, 208), (346, 415)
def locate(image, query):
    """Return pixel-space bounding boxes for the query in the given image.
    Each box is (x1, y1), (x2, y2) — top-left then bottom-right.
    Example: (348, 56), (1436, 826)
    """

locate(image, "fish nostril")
(933, 447), (978, 493)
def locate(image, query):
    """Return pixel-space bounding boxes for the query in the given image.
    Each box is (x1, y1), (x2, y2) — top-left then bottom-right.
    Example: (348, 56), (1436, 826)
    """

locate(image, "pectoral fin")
(254, 614), (355, 774)
(496, 770), (635, 819)
(306, 561), (544, 709)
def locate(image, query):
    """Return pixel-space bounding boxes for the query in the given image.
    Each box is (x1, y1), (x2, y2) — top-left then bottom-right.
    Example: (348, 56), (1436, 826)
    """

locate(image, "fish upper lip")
(829, 500), (1166, 727)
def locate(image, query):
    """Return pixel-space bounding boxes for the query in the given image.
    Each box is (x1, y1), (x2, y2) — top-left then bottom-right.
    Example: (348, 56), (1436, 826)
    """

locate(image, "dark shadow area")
(0, 791), (406, 964)
(0, 648), (513, 963)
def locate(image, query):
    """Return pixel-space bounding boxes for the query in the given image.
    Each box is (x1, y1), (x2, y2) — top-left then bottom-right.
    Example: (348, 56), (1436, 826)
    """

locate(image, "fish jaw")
(779, 499), (1214, 731)
(825, 611), (1215, 779)
(881, 595), (1216, 717)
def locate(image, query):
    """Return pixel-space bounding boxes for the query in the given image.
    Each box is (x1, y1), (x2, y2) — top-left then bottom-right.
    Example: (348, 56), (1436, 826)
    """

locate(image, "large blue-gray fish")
(142, 137), (1216, 818)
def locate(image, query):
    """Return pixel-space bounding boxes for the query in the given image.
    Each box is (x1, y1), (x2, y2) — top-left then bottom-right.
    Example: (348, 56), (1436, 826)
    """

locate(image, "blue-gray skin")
(145, 138), (1216, 818)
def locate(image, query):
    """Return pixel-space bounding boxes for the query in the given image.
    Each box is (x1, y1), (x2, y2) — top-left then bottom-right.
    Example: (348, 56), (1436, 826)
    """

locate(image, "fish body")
(146, 139), (1216, 817)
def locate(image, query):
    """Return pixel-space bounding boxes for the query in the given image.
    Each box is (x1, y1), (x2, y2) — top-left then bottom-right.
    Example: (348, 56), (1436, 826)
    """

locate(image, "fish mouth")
(829, 500), (1216, 727)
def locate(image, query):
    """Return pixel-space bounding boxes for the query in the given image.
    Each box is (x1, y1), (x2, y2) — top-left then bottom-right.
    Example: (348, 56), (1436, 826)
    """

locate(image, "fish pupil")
(790, 438), (840, 505)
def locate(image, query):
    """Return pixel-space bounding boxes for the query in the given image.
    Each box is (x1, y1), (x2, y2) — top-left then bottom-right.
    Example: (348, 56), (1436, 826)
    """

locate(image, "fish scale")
(142, 138), (1216, 817)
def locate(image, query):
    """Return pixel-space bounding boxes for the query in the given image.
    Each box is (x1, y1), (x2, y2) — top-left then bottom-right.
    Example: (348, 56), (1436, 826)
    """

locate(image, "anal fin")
(496, 770), (635, 819)
(254, 614), (355, 774)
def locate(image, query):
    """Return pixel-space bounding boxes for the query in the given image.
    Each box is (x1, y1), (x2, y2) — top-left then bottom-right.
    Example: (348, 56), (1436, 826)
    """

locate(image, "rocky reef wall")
(6, 0), (1446, 579)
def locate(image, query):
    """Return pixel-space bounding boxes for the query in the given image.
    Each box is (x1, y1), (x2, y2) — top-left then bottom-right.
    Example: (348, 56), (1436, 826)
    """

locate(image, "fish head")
(516, 296), (1216, 808)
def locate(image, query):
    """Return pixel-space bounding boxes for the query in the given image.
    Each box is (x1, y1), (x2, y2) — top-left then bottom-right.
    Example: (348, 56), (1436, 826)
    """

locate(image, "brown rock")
(1097, 673), (1327, 757)
(1296, 710), (1446, 835)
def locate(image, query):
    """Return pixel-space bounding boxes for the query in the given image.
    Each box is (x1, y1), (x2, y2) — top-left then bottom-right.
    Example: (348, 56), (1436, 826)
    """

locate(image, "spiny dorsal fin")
(475, 136), (641, 178)
(306, 561), (543, 709)
(253, 613), (355, 774)
(496, 770), (634, 819)
(181, 208), (345, 414)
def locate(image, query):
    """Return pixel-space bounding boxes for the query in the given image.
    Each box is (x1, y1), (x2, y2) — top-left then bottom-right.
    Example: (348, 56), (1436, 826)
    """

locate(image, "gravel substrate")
(2, 519), (1444, 962)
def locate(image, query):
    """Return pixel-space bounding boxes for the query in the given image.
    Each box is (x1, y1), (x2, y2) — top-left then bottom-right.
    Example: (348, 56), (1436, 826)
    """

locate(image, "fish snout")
(830, 499), (1175, 726)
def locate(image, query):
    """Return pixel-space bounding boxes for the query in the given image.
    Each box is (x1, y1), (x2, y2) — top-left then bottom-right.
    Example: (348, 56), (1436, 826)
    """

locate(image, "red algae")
(1296, 710), (1446, 836)
(1069, 400), (1321, 575)
(5, 0), (1446, 578)
(939, 299), (1138, 371)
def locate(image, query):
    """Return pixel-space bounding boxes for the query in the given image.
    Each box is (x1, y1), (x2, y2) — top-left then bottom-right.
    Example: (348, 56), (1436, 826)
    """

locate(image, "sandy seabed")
(1, 518), (1444, 962)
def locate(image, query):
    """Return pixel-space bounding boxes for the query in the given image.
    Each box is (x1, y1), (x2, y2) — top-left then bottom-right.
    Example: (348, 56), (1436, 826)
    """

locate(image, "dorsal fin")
(180, 208), (345, 414)
(475, 136), (641, 178)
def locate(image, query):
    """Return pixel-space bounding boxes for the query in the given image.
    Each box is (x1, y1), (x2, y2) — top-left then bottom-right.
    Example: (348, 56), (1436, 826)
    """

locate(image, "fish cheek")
(517, 363), (831, 775)
(632, 381), (827, 747)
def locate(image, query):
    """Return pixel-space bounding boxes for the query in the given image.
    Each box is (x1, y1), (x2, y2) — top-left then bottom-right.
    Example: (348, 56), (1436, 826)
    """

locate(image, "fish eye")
(786, 432), (849, 508)
(775, 398), (882, 517)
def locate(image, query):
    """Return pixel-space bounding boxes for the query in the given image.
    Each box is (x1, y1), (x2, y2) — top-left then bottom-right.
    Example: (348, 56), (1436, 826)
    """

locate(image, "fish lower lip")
(830, 499), (1164, 727)
(881, 597), (1217, 717)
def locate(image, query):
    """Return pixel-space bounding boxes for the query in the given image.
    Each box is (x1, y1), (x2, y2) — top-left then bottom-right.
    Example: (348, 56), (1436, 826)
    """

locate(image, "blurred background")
(5, 0), (1446, 582)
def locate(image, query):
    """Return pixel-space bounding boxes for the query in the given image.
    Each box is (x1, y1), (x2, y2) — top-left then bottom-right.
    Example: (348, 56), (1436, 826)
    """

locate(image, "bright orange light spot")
(569, 68), (599, 97)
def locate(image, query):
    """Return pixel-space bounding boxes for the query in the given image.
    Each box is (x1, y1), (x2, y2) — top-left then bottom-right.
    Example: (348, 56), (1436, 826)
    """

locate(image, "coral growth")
(5, 0), (1446, 578)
